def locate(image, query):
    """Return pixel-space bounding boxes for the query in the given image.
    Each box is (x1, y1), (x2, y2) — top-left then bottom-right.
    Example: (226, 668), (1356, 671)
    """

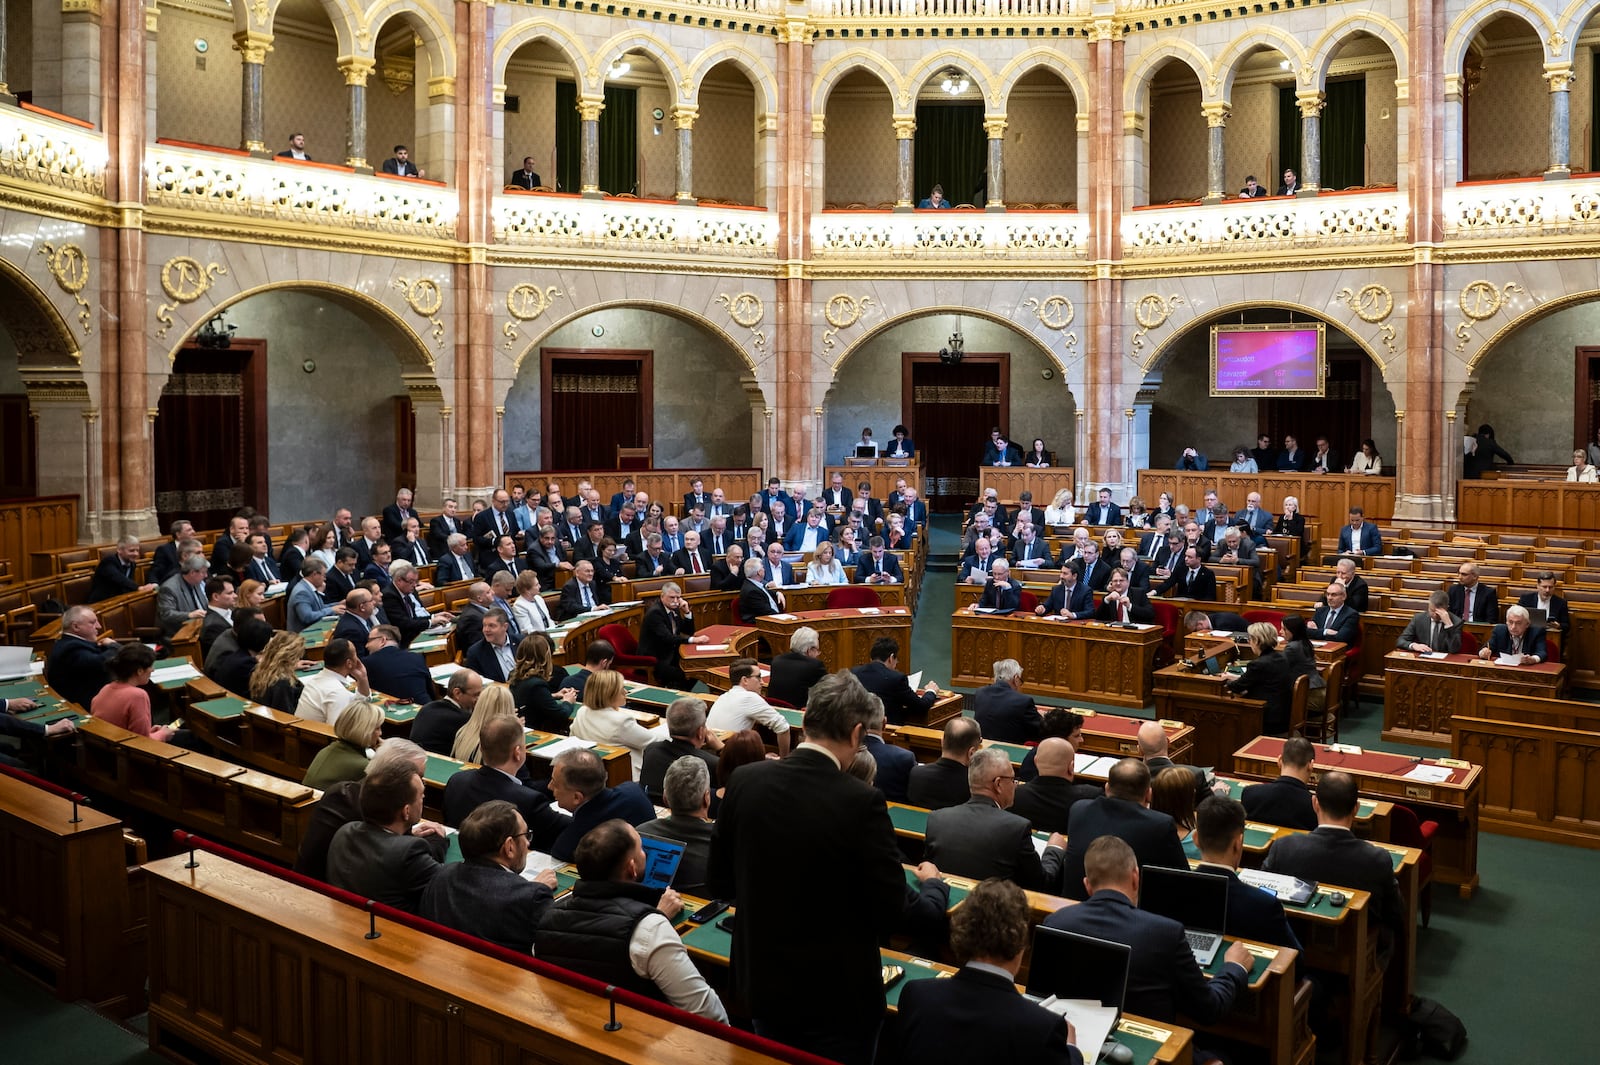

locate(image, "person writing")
(919, 184), (953, 208)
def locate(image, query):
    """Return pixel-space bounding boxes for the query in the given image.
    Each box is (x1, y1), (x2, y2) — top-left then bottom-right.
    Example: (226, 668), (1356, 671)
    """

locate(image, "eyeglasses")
(994, 774), (1017, 785)
(516, 829), (536, 844)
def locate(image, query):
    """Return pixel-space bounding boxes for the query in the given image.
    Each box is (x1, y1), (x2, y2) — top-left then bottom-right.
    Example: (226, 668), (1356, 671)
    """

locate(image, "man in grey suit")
(924, 748), (1066, 891)
(419, 798), (559, 954)
(325, 757), (449, 913)
(638, 755), (717, 897)
(157, 556), (211, 640)
(1397, 590), (1464, 654)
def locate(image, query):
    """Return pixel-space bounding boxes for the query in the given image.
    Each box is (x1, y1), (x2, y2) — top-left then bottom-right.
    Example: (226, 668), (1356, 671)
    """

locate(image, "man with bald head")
(1056, 758), (1189, 900)
(1139, 719), (1216, 803)
(1009, 738), (1101, 834)
(331, 586), (380, 655)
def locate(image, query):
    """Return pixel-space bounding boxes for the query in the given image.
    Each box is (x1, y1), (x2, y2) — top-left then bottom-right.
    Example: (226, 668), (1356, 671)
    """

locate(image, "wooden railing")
(1137, 471), (1396, 523)
(0, 495), (81, 579)
(1456, 479), (1600, 531)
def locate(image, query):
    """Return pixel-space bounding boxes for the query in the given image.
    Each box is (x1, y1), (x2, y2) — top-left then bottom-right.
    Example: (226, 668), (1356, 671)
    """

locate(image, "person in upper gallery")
(984, 427), (1024, 466)
(380, 144), (424, 177)
(1568, 448), (1599, 482)
(919, 184), (953, 208)
(1309, 435), (1341, 474)
(1238, 174), (1268, 198)
(1024, 438), (1052, 467)
(1517, 571), (1571, 631)
(1249, 432), (1277, 470)
(275, 132), (312, 160)
(1347, 438), (1383, 475)
(1277, 167), (1301, 195)
(507, 156), (542, 190)
(1228, 445), (1259, 473)
(885, 423), (915, 458)
(1478, 604), (1548, 666)
(1176, 445), (1208, 470)
(1277, 433), (1308, 471)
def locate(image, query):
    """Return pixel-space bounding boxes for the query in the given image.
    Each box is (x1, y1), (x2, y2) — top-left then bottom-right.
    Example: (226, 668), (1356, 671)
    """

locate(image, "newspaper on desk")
(1403, 763), (1454, 784)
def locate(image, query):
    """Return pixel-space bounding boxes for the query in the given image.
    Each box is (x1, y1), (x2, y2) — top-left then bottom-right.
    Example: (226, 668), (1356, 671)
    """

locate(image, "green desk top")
(905, 866), (969, 912)
(1111, 1021), (1171, 1065)
(423, 753), (467, 787)
(194, 695), (253, 720)
(888, 803), (929, 838)
(621, 683), (691, 707)
(987, 740), (1030, 765)
(777, 707), (804, 731)
(1203, 942), (1273, 984)
(0, 680), (56, 706)
(17, 703), (84, 725)
(1285, 888), (1359, 921)
(383, 703), (421, 723)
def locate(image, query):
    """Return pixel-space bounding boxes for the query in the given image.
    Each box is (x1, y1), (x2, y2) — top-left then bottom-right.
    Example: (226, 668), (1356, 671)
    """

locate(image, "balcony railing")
(1445, 175), (1600, 239)
(493, 194), (779, 259)
(811, 209), (1087, 260)
(145, 142), (459, 239)
(0, 105), (108, 198)
(1121, 191), (1408, 258)
(814, 0), (1080, 16)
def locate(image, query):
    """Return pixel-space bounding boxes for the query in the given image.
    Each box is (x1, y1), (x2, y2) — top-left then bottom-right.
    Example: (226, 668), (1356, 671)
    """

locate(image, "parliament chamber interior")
(2, 0), (1598, 1062)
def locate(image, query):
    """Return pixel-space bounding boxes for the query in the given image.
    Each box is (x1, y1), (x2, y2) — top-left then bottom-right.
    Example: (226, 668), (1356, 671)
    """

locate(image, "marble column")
(1296, 89), (1324, 194)
(233, 30), (273, 156)
(60, 0), (103, 126)
(578, 96), (605, 197)
(1084, 13), (1127, 498)
(673, 105), (697, 205)
(453, 0), (495, 492)
(1202, 102), (1230, 203)
(893, 114), (915, 210)
(340, 56), (374, 173)
(0, 0), (14, 104)
(775, 13), (814, 482)
(983, 114), (1007, 211)
(1544, 63), (1574, 179)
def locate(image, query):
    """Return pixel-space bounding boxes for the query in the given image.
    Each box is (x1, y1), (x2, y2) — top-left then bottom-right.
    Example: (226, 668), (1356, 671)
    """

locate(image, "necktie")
(1186, 569), (1195, 588)
(1327, 608), (1339, 631)
(1465, 588), (1475, 619)
(497, 512), (507, 536)
(1120, 600), (1129, 623)
(692, 553), (703, 575)
(409, 594), (427, 619)
(1431, 621), (1441, 649)
(582, 583), (593, 610)
(1512, 636), (1523, 655)
(191, 584), (205, 610)
(417, 543), (429, 565)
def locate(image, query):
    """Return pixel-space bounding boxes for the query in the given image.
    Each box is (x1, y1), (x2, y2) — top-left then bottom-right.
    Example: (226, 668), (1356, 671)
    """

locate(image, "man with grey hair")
(924, 746), (1066, 890)
(1398, 589), (1463, 654)
(439, 531), (478, 584)
(640, 696), (723, 805)
(739, 556), (784, 618)
(295, 737), (430, 880)
(548, 747), (655, 861)
(157, 554), (211, 639)
(978, 558), (1023, 611)
(862, 693), (915, 802)
(1332, 555), (1372, 613)
(769, 625), (826, 708)
(971, 658), (1040, 744)
(1480, 603), (1548, 665)
(639, 756), (715, 896)
(42, 604), (119, 708)
(89, 534), (158, 602)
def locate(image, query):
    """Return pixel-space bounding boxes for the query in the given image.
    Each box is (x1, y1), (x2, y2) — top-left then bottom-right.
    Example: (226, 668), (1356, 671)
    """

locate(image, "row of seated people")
(1177, 432), (1385, 476)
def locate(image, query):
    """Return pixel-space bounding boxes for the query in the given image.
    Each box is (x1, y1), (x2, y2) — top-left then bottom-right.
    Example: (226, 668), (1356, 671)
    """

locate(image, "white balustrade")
(811, 209), (1087, 259)
(1445, 178), (1600, 238)
(0, 107), (108, 197)
(1121, 191), (1407, 257)
(494, 195), (779, 257)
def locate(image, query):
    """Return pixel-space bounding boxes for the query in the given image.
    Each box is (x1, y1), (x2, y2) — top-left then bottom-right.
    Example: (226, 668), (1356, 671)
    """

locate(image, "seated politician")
(1037, 561), (1094, 620)
(420, 798), (559, 954)
(1093, 567), (1154, 624)
(925, 748), (1066, 891)
(978, 560), (1023, 611)
(1478, 604), (1548, 665)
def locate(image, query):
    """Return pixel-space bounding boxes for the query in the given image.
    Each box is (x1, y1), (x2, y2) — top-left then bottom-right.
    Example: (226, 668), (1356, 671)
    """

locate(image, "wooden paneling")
(972, 468), (1074, 507)
(1455, 693), (1600, 849)
(1137, 471), (1395, 523)
(502, 469), (761, 513)
(0, 495), (81, 578)
(1458, 479), (1600, 532)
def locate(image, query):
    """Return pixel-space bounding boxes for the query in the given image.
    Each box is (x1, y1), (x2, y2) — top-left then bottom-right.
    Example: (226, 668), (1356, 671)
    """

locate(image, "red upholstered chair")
(1242, 609), (1285, 628)
(1018, 590), (1039, 614)
(730, 598), (745, 624)
(596, 623), (655, 683)
(826, 585), (881, 609)
(1149, 599), (1182, 665)
(1389, 803), (1439, 926)
(1545, 633), (1560, 663)
(767, 695), (799, 711)
(1458, 629), (1479, 656)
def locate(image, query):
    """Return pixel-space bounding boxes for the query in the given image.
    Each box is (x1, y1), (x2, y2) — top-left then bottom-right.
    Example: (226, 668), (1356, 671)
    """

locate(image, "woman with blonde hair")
(249, 631), (306, 713)
(451, 684), (519, 764)
(1566, 449), (1597, 483)
(1044, 487), (1076, 526)
(508, 632), (579, 734)
(570, 668), (662, 778)
(303, 699), (384, 790)
(510, 569), (554, 634)
(805, 539), (846, 585)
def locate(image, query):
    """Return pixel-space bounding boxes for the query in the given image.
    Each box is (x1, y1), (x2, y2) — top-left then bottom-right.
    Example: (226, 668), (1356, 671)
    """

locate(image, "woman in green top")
(303, 699), (384, 790)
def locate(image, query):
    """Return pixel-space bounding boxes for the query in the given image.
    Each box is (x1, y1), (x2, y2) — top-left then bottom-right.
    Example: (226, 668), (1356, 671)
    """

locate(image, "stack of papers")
(1403, 763), (1454, 784)
(150, 663), (202, 684)
(529, 736), (596, 760)
(1036, 998), (1119, 1061)
(1078, 755), (1123, 778)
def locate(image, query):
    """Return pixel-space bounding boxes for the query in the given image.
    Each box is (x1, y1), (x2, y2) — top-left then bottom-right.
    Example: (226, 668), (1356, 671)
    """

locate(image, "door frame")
(539, 348), (654, 467)
(158, 338), (269, 519)
(901, 353), (1011, 438)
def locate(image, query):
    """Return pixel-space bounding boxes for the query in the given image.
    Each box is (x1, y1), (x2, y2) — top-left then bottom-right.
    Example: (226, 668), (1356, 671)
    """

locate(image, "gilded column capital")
(1202, 102), (1231, 128)
(778, 16), (810, 44)
(1544, 62), (1576, 93)
(893, 115), (917, 140)
(338, 55), (376, 86)
(672, 105), (698, 131)
(1295, 90), (1326, 118)
(60, 0), (103, 18)
(1087, 17), (1123, 43)
(232, 30), (274, 65)
(427, 76), (455, 101)
(578, 98), (607, 123)
(983, 115), (1008, 139)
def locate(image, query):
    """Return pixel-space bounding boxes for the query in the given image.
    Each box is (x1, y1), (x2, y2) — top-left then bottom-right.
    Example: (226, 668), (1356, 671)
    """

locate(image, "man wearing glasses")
(421, 794), (561, 954)
(923, 747), (1066, 890)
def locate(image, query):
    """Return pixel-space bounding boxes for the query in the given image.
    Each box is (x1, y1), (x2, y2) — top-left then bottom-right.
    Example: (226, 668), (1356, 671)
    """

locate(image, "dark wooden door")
(905, 354), (1008, 512)
(154, 341), (267, 531)
(540, 349), (653, 469)
(1574, 347), (1600, 450)
(1258, 354), (1369, 460)
(0, 395), (37, 498)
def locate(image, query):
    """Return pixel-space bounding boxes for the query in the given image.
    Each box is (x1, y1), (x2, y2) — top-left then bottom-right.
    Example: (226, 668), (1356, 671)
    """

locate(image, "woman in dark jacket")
(1225, 622), (1295, 735)
(508, 632), (578, 734)
(1280, 614), (1326, 717)
(1273, 494), (1310, 563)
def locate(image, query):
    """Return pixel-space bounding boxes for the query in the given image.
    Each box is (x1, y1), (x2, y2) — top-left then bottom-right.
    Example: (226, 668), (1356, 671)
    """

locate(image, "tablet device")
(638, 836), (685, 890)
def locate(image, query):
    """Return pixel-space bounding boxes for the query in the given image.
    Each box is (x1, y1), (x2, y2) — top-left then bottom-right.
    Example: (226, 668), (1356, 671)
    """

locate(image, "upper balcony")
(0, 104), (107, 201)
(493, 193), (779, 263)
(1121, 190), (1409, 263)
(811, 208), (1087, 263)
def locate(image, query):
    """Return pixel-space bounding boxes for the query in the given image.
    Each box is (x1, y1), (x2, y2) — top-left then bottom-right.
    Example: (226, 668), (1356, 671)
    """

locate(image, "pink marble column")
(774, 21), (813, 484)
(1403, 0), (1447, 519)
(454, 0), (496, 490)
(1083, 19), (1125, 499)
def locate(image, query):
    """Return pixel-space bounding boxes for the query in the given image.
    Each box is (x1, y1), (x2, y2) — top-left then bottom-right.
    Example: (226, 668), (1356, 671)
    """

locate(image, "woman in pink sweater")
(91, 643), (176, 742)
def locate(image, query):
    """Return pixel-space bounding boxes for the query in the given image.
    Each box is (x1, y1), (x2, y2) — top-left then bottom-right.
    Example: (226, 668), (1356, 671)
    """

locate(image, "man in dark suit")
(1336, 506), (1383, 557)
(1310, 436), (1341, 475)
(983, 428), (1024, 466)
(275, 132), (313, 159)
(434, 532), (478, 585)
(972, 658), (1042, 743)
(1397, 590), (1464, 654)
(907, 716), (982, 810)
(1241, 736), (1318, 830)
(325, 759), (449, 914)
(897, 879), (1085, 1065)
(1037, 561), (1095, 619)
(1329, 556), (1372, 613)
(768, 626), (827, 708)
(324, 548), (360, 603)
(682, 478), (711, 515)
(472, 490), (518, 568)
(853, 636), (938, 726)
(1277, 433), (1307, 470)
(822, 472), (853, 513)
(197, 576), (239, 661)
(210, 515), (249, 574)
(1479, 605), (1548, 664)
(1042, 835), (1253, 1026)
(440, 716), (568, 843)
(149, 519), (193, 586)
(363, 625), (436, 706)
(1084, 487), (1122, 526)
(43, 605), (118, 709)
(557, 560), (610, 621)
(1009, 521), (1053, 570)
(87, 536), (157, 602)
(926, 748), (1066, 890)
(670, 530), (713, 577)
(330, 587), (380, 657)
(639, 755), (718, 898)
(428, 499), (465, 560)
(863, 699), (916, 803)
(1011, 738), (1101, 835)
(1156, 545), (1216, 600)
(639, 698), (722, 806)
(1235, 491), (1274, 546)
(507, 157), (542, 189)
(1309, 581), (1360, 644)
(1137, 720), (1213, 803)
(1518, 572), (1571, 631)
(1115, 546), (1156, 593)
(1056, 759), (1189, 900)
(854, 536), (903, 584)
(1095, 567), (1155, 624)
(380, 488), (419, 542)
(464, 609), (516, 682)
(452, 584), (493, 655)
(1448, 562), (1500, 624)
(1195, 796), (1301, 949)
(710, 671), (914, 1064)
(421, 798), (558, 955)
(547, 748), (656, 861)
(381, 562), (449, 646)
(1264, 771), (1406, 964)
(484, 534), (527, 582)
(638, 583), (705, 689)
(977, 560), (1024, 611)
(406, 668), (480, 751)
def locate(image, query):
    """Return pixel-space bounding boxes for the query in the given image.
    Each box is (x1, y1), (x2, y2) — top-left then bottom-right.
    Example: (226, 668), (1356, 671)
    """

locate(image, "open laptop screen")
(1138, 866), (1229, 933)
(1026, 926), (1131, 1008)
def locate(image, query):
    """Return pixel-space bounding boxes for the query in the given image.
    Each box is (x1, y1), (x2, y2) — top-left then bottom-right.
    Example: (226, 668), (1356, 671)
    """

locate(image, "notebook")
(0, 646), (33, 681)
(638, 836), (685, 890)
(1139, 866), (1229, 966)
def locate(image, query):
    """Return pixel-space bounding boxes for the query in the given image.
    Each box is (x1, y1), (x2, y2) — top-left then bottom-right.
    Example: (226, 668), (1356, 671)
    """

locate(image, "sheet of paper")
(768, 613), (798, 621)
(265, 582), (288, 596)
(1421, 651), (1449, 659)
(519, 848), (568, 883)
(1495, 652), (1523, 666)
(907, 671), (923, 689)
(1073, 751), (1100, 774)
(692, 643), (729, 653)
(1403, 763), (1453, 784)
(1081, 755), (1123, 778)
(857, 607), (881, 614)
(528, 736), (597, 761)
(149, 664), (201, 683)
(429, 663), (459, 682)
(1037, 999), (1119, 1061)
(1031, 834), (1049, 858)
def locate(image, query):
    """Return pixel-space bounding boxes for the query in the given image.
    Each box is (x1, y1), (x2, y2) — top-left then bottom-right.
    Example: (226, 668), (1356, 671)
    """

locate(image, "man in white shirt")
(295, 638), (371, 727)
(707, 658), (792, 756)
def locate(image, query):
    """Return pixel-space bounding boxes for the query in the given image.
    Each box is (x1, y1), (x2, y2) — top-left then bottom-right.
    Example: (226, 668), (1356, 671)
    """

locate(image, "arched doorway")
(0, 258), (87, 506)
(823, 68), (897, 208)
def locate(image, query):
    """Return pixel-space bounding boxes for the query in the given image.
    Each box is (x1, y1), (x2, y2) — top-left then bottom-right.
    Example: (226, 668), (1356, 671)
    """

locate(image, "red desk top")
(1238, 735), (1476, 786)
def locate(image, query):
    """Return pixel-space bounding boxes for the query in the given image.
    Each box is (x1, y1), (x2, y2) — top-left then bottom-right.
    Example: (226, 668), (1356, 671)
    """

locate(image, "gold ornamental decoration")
(1453, 280), (1528, 352)
(1335, 284), (1398, 360)
(1131, 293), (1186, 352)
(1024, 295), (1074, 330)
(502, 284), (564, 349)
(155, 256), (227, 339)
(393, 277), (445, 348)
(38, 242), (93, 338)
(715, 291), (766, 350)
(822, 293), (875, 351)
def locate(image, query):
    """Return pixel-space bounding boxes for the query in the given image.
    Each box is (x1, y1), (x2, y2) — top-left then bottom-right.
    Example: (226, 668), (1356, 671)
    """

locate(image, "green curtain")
(1277, 84), (1302, 190)
(555, 80), (580, 193)
(1322, 77), (1366, 190)
(913, 103), (986, 206)
(600, 85), (638, 195)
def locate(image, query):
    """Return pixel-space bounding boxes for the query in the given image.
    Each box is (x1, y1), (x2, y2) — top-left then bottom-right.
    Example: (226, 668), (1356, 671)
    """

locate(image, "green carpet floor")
(2, 515), (1588, 1063)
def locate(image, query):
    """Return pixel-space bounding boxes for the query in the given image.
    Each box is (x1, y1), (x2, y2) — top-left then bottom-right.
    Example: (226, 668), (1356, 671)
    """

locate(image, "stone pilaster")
(893, 114), (915, 210)
(339, 56), (374, 173)
(673, 105), (697, 204)
(776, 11), (814, 481)
(60, 0), (103, 126)
(983, 113), (1007, 211)
(1202, 102), (1230, 203)
(232, 29), (273, 155)
(1084, 7), (1127, 500)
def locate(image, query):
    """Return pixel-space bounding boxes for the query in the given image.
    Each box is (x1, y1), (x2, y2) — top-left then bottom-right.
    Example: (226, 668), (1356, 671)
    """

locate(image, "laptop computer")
(854, 444), (879, 459)
(637, 836), (686, 890)
(1526, 608), (1548, 626)
(1139, 866), (1229, 966)
(1026, 925), (1131, 1008)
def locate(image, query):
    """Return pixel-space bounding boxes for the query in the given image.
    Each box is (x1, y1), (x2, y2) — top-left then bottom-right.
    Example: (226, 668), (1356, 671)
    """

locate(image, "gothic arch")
(1443, 3), (1554, 76)
(1125, 41), (1214, 117)
(684, 45), (777, 116)
(996, 49), (1090, 113)
(512, 300), (762, 380)
(812, 51), (905, 115)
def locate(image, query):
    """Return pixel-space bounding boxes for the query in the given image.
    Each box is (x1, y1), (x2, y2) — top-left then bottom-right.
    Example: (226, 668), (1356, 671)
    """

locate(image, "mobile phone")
(717, 915), (736, 932)
(689, 899), (730, 924)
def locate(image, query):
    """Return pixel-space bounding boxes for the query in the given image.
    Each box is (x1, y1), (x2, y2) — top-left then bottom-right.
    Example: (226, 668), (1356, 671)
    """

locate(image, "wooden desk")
(1381, 649), (1566, 747)
(973, 467), (1073, 505)
(143, 852), (793, 1065)
(892, 712), (1194, 766)
(951, 610), (1165, 709)
(1136, 470), (1395, 524)
(1452, 691), (1600, 848)
(781, 583), (907, 613)
(678, 624), (762, 684)
(1230, 735), (1480, 899)
(1150, 665), (1265, 774)
(754, 606), (914, 673)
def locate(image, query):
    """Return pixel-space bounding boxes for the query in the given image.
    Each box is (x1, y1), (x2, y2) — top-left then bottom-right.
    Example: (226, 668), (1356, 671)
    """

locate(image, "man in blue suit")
(1194, 796), (1301, 949)
(362, 625), (436, 705)
(1336, 506), (1384, 557)
(1479, 605), (1548, 665)
(1235, 491), (1273, 546)
(854, 537), (903, 584)
(547, 748), (655, 861)
(441, 716), (569, 847)
(1037, 561), (1094, 619)
(783, 509), (830, 553)
(863, 699), (916, 802)
(760, 541), (795, 585)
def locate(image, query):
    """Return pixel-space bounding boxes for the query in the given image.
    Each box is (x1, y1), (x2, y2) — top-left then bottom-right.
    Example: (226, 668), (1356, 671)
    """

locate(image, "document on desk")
(1080, 755), (1123, 778)
(1403, 763), (1454, 784)
(692, 643), (729, 653)
(908, 671), (923, 689)
(265, 582), (288, 597)
(429, 663), (459, 683)
(1037, 998), (1119, 1058)
(150, 663), (202, 684)
(1420, 651), (1449, 659)
(1495, 653), (1524, 666)
(768, 613), (798, 621)
(520, 848), (568, 883)
(529, 737), (596, 760)
(1074, 752), (1101, 774)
